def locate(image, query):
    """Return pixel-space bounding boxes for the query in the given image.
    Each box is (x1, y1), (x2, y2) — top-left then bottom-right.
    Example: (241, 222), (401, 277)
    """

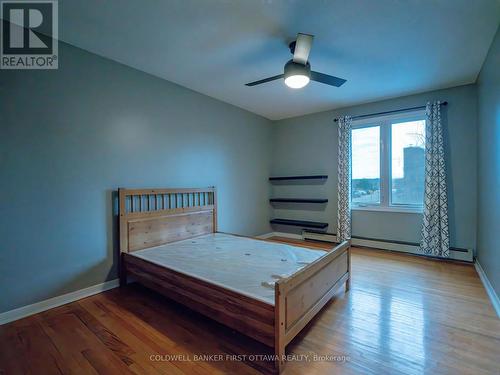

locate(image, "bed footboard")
(274, 240), (350, 372)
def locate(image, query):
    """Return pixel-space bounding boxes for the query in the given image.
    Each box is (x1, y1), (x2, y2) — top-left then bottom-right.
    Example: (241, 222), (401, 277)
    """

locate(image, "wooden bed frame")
(118, 187), (351, 373)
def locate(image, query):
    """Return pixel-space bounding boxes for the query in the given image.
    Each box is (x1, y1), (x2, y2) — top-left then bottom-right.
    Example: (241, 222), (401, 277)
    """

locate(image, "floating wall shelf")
(270, 198), (328, 203)
(270, 218), (329, 229)
(269, 175), (328, 181)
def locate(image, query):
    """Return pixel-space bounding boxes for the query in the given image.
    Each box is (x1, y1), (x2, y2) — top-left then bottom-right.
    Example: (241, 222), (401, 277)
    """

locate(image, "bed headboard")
(118, 187), (217, 253)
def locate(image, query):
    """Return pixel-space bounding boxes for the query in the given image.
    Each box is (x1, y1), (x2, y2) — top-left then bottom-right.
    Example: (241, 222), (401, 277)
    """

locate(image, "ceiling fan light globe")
(284, 75), (310, 89)
(284, 60), (311, 89)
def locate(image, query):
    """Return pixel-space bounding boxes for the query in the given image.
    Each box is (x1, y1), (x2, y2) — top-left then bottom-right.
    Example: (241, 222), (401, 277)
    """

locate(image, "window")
(391, 120), (426, 206)
(352, 125), (380, 205)
(351, 111), (426, 212)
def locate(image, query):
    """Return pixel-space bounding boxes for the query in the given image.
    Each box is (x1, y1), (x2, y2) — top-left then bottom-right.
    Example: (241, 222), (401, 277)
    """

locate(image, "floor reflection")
(348, 286), (426, 373)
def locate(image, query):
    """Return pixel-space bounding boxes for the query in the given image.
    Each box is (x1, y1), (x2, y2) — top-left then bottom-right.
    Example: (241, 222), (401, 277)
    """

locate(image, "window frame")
(351, 109), (426, 213)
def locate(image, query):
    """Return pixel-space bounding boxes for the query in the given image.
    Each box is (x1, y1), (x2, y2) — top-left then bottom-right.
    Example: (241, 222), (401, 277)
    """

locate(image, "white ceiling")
(59, 0), (500, 120)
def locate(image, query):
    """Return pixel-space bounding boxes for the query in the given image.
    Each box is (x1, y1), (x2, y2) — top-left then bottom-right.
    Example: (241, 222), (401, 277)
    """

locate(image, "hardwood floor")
(1, 240), (499, 374)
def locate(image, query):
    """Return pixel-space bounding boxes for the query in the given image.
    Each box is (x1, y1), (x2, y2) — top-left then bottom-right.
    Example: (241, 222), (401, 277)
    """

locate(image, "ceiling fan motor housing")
(284, 60), (311, 79)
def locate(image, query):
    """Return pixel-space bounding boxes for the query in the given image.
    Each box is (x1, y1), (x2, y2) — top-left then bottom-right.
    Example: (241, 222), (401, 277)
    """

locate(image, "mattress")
(130, 233), (326, 304)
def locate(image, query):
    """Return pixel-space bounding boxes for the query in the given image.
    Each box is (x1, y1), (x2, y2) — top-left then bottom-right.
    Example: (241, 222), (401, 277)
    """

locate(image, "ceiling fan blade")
(293, 33), (314, 64)
(310, 71), (347, 87)
(245, 74), (284, 86)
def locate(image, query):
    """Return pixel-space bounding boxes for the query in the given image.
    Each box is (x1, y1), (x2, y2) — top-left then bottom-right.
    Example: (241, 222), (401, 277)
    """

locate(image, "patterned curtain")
(337, 116), (352, 242)
(420, 101), (450, 257)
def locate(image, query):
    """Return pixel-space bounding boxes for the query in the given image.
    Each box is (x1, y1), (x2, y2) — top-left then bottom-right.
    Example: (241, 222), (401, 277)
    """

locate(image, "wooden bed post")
(119, 256), (127, 287)
(274, 281), (286, 373)
(118, 188), (128, 287)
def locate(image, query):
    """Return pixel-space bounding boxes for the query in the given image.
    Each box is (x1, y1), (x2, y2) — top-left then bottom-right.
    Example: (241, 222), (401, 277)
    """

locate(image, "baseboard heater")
(302, 230), (473, 262)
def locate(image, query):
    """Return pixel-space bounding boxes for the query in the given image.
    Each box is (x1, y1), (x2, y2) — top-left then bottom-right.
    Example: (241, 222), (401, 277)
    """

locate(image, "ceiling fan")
(245, 33), (347, 89)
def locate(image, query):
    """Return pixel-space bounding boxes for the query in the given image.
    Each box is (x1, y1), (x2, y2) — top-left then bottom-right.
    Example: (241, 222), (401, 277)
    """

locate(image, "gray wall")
(477, 27), (500, 296)
(0, 42), (272, 313)
(271, 84), (478, 250)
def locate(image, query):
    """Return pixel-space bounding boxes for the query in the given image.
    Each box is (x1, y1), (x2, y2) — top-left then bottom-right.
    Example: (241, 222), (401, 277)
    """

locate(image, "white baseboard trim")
(474, 261), (500, 318)
(303, 231), (337, 243)
(0, 279), (119, 325)
(351, 238), (473, 262)
(255, 232), (275, 239)
(266, 230), (473, 262)
(257, 231), (303, 240)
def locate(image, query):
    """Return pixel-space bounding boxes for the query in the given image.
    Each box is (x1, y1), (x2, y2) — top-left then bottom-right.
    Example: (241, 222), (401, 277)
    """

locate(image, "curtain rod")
(333, 101), (448, 122)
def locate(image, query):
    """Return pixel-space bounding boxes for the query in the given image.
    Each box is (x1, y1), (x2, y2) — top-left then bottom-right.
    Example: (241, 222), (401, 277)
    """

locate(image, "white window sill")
(352, 205), (423, 214)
